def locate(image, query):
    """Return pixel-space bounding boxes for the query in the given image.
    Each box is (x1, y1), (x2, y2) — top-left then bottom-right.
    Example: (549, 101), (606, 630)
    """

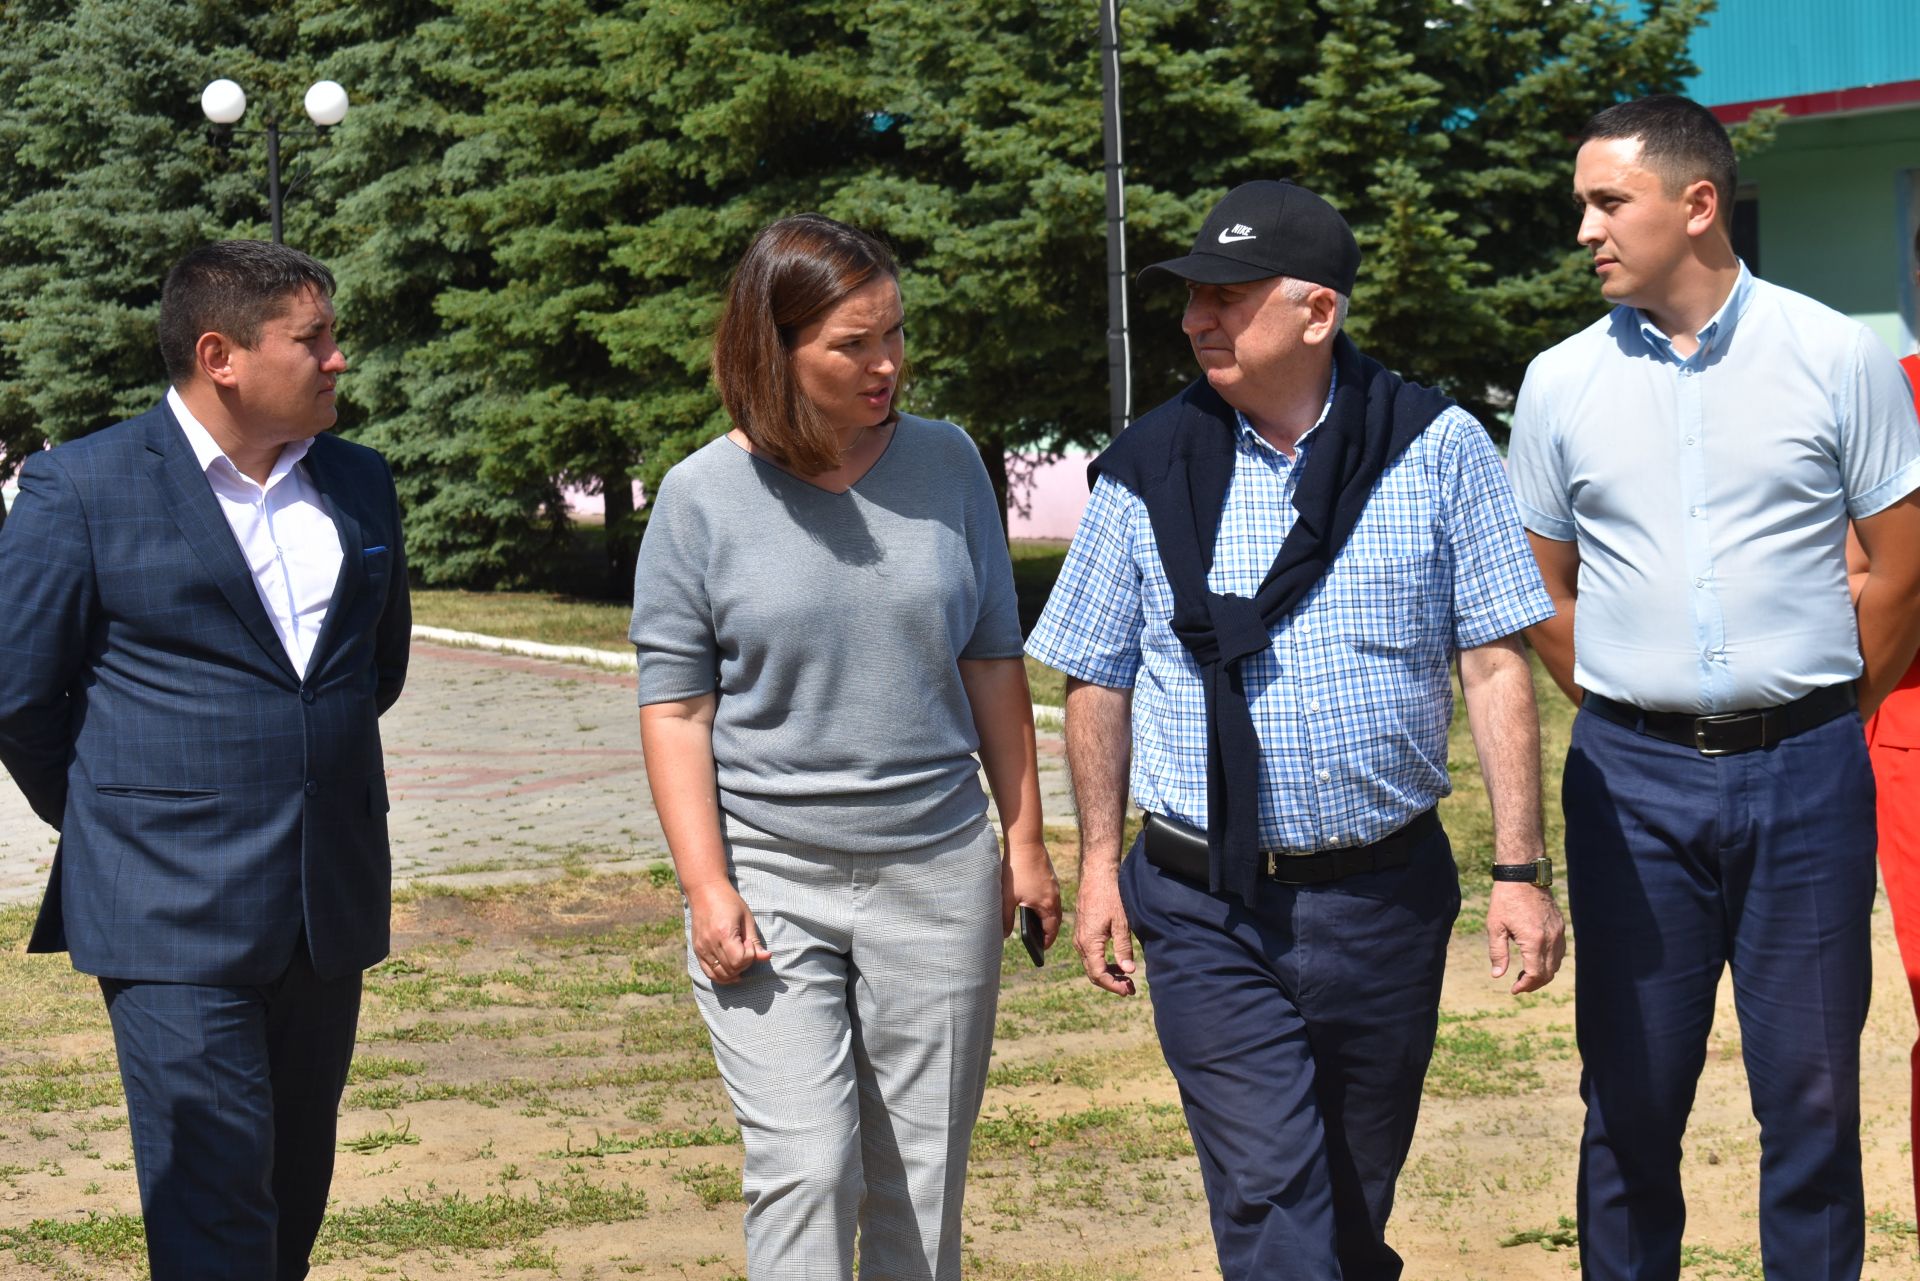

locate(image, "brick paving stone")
(0, 641), (1077, 906)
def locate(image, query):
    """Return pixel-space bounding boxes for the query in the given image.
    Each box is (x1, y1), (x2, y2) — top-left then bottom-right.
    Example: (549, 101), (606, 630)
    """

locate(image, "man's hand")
(1486, 879), (1565, 995)
(1458, 636), (1561, 995)
(1063, 677), (1138, 995)
(1073, 861), (1137, 995)
(684, 880), (770, 985)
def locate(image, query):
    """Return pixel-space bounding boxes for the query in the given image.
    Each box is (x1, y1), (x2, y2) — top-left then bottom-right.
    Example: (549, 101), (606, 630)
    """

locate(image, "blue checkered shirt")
(1027, 379), (1555, 852)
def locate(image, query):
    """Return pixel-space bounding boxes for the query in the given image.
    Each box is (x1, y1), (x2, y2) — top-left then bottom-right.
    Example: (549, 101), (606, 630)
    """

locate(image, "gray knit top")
(630, 415), (1024, 853)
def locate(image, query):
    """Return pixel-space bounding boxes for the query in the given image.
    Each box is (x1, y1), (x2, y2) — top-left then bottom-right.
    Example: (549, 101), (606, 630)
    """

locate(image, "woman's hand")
(685, 880), (771, 985)
(1002, 837), (1063, 949)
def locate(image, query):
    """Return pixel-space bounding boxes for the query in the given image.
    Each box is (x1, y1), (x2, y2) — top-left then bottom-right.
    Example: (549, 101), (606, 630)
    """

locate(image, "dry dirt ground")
(1, 832), (1916, 1280)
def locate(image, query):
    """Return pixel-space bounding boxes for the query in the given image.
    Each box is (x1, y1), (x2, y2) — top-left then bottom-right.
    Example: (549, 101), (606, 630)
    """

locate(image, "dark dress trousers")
(0, 400), (410, 1279)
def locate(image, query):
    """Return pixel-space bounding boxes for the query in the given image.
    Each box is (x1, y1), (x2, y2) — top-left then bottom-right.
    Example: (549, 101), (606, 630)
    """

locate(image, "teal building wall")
(1737, 112), (1919, 356)
(1684, 0), (1920, 357)
(1686, 0), (1918, 108)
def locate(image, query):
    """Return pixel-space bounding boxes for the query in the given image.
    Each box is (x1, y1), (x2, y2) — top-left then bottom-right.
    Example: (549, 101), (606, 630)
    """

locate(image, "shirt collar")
(1631, 260), (1754, 365)
(1233, 363), (1339, 455)
(166, 386), (312, 487)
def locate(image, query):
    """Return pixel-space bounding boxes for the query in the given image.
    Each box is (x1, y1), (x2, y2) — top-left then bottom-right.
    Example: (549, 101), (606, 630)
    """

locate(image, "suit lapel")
(300, 437), (366, 676)
(146, 406), (300, 685)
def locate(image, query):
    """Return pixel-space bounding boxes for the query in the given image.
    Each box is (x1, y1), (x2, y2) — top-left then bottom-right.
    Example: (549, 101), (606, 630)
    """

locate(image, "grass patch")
(1011, 539), (1070, 637)
(413, 563), (1073, 707)
(1677, 1241), (1764, 1278)
(1, 1060), (123, 1115)
(411, 589), (631, 651)
(673, 1161), (741, 1210)
(348, 1055), (426, 1084)
(971, 1101), (1192, 1161)
(549, 1121), (737, 1159)
(0, 1211), (146, 1263)
(0, 906), (111, 1050)
(338, 1116), (421, 1155)
(310, 1177), (648, 1259)
(1500, 1215), (1579, 1250)
(1014, 539), (1072, 703)
(1424, 1019), (1553, 1098)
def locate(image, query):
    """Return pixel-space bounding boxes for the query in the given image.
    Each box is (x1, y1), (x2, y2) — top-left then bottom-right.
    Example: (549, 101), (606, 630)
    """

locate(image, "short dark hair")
(157, 241), (336, 384)
(1580, 95), (1737, 222)
(712, 214), (900, 476)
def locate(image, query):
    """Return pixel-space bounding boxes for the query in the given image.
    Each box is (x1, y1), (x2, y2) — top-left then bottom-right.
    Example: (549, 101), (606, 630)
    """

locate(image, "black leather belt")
(1141, 808), (1439, 887)
(1581, 683), (1856, 757)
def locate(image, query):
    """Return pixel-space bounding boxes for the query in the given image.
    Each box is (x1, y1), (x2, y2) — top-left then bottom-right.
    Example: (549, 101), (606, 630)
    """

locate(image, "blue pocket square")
(364, 546), (387, 556)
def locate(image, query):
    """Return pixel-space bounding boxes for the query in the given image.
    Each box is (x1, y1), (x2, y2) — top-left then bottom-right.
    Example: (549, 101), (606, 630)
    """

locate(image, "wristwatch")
(1490, 857), (1554, 887)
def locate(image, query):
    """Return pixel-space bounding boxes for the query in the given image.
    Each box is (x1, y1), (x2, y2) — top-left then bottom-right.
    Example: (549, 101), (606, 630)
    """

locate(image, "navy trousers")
(1120, 821), (1459, 1280)
(100, 939), (363, 1281)
(1564, 708), (1875, 1281)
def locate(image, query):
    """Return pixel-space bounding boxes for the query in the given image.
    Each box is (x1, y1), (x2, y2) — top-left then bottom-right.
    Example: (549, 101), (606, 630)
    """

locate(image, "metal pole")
(1098, 0), (1131, 439)
(266, 120), (283, 245)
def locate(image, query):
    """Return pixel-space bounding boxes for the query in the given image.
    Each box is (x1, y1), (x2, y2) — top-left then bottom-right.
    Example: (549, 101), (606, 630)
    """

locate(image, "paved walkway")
(0, 641), (1077, 906)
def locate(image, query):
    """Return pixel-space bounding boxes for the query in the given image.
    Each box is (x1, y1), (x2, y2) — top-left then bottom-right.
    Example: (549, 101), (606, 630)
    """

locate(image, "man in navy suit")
(0, 241), (409, 1280)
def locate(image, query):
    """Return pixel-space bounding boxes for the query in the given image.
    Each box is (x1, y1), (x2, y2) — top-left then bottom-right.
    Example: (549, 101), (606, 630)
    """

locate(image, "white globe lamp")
(200, 79), (247, 126)
(304, 80), (349, 128)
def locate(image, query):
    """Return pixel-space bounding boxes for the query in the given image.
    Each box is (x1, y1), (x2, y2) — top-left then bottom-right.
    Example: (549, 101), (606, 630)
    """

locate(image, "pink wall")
(558, 458), (1093, 540)
(562, 480), (647, 520)
(1006, 452), (1094, 541)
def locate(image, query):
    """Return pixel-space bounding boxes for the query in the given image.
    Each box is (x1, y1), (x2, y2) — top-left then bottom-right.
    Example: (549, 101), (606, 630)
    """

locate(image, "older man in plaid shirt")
(1027, 181), (1564, 1280)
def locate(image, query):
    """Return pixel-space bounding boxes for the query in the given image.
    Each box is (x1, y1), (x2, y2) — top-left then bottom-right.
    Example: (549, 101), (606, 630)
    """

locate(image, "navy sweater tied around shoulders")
(1090, 332), (1455, 905)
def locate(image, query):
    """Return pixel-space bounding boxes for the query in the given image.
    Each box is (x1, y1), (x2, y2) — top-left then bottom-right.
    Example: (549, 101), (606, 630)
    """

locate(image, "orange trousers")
(1868, 726), (1920, 1225)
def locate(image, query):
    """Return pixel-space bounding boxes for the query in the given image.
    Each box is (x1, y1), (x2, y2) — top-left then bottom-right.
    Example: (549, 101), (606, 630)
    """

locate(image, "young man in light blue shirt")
(1509, 95), (1920, 1281)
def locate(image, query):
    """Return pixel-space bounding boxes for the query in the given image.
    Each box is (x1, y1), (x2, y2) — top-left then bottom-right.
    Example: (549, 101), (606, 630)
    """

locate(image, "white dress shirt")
(166, 387), (343, 677)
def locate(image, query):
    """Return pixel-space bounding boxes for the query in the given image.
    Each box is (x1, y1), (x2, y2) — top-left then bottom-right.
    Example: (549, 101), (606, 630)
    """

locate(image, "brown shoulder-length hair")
(712, 213), (901, 476)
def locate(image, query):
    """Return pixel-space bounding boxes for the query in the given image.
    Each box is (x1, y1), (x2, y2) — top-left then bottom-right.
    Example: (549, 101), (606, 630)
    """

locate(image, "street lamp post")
(1097, 0), (1130, 440)
(200, 78), (349, 245)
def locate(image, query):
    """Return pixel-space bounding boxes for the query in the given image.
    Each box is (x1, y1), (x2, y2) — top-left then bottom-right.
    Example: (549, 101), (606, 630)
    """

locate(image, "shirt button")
(1694, 576), (1706, 588)
(1685, 435), (1696, 445)
(1316, 769), (1331, 783)
(1308, 699), (1321, 712)
(1690, 506), (1701, 517)
(1298, 623), (1311, 635)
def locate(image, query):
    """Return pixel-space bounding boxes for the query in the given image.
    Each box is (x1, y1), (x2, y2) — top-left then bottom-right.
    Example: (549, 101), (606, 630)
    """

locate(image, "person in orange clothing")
(1848, 220), (1920, 1224)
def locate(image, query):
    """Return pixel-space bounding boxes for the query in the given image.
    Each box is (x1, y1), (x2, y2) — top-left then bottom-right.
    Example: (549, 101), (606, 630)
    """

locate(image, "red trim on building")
(1711, 79), (1920, 125)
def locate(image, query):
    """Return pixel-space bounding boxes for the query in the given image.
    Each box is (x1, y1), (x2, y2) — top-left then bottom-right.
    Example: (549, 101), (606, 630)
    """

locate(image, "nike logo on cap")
(1217, 224), (1257, 244)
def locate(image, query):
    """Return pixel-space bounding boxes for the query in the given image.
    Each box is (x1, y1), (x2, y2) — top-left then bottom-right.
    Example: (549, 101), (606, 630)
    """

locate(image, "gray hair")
(1280, 276), (1349, 334)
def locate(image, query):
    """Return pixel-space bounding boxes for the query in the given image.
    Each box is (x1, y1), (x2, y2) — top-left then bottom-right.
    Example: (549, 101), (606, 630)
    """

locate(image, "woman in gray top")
(631, 213), (1062, 1281)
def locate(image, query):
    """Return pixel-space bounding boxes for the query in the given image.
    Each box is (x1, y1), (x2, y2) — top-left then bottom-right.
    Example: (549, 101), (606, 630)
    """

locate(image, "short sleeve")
(629, 470), (720, 705)
(1023, 473), (1146, 688)
(1505, 359), (1577, 542)
(1433, 410), (1556, 650)
(1839, 328), (1920, 519)
(959, 444), (1024, 660)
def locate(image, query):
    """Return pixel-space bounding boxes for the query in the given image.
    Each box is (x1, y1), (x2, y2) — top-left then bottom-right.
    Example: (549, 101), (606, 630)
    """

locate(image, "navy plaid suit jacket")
(0, 401), (410, 984)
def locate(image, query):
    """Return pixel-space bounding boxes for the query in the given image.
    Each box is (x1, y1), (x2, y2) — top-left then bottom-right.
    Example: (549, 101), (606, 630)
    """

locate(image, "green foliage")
(2, 0), (1732, 585)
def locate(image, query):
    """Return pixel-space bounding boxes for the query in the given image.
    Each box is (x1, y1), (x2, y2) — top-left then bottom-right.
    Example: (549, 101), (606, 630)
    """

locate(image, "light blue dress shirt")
(1508, 265), (1920, 713)
(1027, 375), (1553, 853)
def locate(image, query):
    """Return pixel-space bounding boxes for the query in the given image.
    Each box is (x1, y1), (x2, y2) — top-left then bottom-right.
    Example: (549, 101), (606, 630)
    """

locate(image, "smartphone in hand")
(1017, 904), (1045, 967)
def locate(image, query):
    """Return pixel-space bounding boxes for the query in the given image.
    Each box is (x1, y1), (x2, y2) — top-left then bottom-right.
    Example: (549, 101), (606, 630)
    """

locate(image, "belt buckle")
(1692, 711), (1753, 757)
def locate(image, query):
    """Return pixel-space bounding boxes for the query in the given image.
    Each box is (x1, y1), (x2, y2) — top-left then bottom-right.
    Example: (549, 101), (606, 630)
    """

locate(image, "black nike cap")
(1139, 180), (1360, 294)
